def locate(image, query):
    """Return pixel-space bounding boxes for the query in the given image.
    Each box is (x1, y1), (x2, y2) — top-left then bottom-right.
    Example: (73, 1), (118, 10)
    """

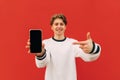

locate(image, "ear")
(51, 26), (53, 30)
(65, 26), (66, 30)
(64, 26), (67, 31)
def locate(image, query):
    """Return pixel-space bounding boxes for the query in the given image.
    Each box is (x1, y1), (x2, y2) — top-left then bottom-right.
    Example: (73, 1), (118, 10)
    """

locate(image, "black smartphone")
(30, 29), (42, 53)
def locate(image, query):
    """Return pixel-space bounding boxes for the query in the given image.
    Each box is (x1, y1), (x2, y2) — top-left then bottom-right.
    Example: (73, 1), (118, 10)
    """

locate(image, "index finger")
(73, 42), (81, 45)
(73, 41), (87, 45)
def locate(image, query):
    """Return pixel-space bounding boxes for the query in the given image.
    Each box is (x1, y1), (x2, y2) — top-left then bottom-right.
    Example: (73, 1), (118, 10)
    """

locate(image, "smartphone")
(30, 29), (42, 53)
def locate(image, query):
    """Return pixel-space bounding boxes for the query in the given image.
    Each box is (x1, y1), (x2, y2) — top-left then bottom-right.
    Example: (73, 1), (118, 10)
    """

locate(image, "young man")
(26, 14), (101, 80)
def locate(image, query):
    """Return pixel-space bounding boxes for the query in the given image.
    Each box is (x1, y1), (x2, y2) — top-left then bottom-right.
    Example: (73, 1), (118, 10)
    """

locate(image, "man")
(26, 14), (101, 80)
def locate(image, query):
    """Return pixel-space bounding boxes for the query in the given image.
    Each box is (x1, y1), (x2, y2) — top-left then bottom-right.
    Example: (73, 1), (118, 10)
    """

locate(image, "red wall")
(0, 0), (120, 80)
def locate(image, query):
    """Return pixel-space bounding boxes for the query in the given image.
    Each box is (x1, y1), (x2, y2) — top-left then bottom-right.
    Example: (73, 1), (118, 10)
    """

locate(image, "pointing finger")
(73, 42), (81, 45)
(73, 41), (87, 45)
(79, 41), (88, 45)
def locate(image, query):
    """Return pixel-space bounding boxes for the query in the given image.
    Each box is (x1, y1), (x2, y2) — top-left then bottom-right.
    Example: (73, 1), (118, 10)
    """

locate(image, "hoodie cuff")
(36, 49), (46, 60)
(89, 42), (100, 54)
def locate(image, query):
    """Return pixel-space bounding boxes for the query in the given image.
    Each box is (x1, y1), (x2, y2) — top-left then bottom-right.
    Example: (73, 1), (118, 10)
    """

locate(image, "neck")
(54, 34), (65, 40)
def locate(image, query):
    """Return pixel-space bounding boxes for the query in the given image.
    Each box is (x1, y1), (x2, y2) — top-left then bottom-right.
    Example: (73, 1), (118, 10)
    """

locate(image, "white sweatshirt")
(35, 37), (101, 80)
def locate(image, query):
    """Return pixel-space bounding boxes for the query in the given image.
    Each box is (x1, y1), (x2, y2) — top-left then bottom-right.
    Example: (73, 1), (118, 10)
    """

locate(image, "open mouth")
(55, 28), (63, 32)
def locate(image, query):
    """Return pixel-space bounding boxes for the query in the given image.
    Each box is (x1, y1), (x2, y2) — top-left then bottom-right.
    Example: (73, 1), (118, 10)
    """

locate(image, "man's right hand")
(26, 39), (46, 57)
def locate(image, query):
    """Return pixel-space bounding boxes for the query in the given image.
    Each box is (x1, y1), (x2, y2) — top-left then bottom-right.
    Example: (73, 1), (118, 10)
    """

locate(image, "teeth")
(58, 29), (62, 31)
(56, 28), (63, 31)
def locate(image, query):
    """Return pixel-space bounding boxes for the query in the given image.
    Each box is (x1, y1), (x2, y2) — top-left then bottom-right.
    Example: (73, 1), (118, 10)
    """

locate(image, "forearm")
(75, 42), (101, 62)
(35, 50), (49, 68)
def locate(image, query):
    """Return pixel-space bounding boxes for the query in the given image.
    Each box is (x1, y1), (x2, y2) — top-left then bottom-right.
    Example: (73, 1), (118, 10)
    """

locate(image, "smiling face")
(51, 18), (66, 36)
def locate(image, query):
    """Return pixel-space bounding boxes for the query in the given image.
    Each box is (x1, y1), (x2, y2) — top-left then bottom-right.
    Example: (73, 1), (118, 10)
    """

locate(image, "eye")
(54, 23), (58, 26)
(60, 23), (64, 26)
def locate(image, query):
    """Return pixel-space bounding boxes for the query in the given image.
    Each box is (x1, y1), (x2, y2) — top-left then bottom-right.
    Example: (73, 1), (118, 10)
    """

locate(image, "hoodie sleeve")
(35, 50), (51, 68)
(35, 40), (51, 68)
(74, 42), (101, 62)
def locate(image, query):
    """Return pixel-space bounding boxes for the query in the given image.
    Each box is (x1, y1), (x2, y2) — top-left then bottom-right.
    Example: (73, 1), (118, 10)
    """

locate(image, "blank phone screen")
(30, 30), (42, 53)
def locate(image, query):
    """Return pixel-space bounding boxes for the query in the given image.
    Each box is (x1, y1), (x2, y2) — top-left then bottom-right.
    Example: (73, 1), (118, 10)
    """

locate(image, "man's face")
(51, 18), (66, 36)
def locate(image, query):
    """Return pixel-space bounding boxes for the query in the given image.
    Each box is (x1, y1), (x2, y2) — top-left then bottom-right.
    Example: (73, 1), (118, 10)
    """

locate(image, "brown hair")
(50, 14), (67, 26)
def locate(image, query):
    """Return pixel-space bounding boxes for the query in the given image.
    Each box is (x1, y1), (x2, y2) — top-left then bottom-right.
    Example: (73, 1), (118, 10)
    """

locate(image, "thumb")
(87, 32), (91, 40)
(42, 43), (45, 48)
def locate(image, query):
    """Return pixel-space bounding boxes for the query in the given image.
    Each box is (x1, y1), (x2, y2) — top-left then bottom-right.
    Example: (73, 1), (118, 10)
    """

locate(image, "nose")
(57, 24), (61, 28)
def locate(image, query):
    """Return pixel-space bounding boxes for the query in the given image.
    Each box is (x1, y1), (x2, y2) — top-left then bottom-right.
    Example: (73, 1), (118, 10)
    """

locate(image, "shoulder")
(42, 38), (52, 43)
(66, 37), (78, 42)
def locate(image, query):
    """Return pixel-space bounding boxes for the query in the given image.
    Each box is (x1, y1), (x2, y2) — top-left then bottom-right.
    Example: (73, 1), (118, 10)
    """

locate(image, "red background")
(0, 0), (120, 80)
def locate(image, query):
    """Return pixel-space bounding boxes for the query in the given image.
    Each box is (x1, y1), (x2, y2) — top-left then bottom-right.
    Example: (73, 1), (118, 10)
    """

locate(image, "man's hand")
(73, 32), (93, 53)
(26, 39), (46, 57)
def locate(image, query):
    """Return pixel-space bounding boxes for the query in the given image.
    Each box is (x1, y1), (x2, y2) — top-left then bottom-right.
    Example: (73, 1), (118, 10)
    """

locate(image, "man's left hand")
(73, 32), (93, 53)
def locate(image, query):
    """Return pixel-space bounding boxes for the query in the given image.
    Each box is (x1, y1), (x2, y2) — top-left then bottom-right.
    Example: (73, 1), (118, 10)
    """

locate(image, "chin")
(56, 33), (62, 35)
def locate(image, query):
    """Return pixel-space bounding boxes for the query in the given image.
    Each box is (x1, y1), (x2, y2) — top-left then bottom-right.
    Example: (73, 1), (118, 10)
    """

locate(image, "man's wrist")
(89, 41), (95, 53)
(36, 49), (46, 60)
(89, 42), (100, 54)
